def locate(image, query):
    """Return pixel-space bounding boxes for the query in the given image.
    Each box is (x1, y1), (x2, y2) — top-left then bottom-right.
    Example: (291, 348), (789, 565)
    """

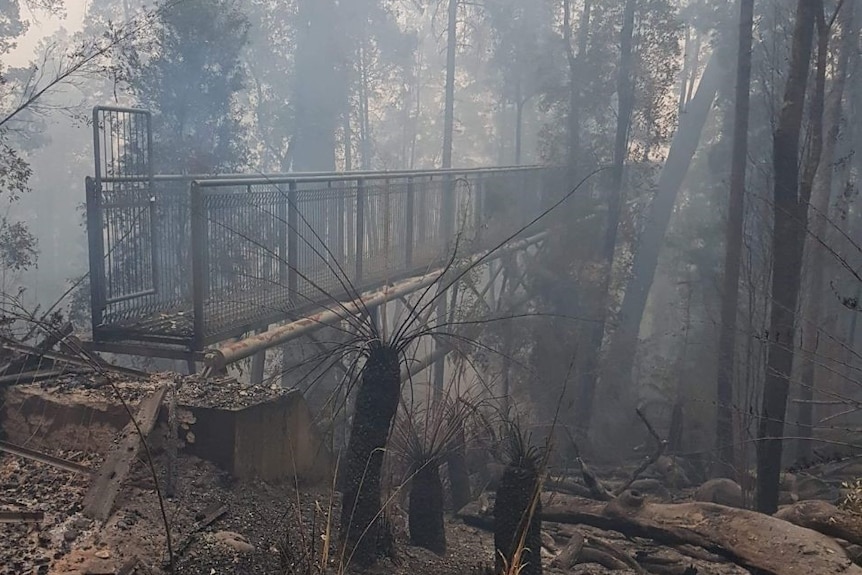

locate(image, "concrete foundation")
(0, 384), (332, 485)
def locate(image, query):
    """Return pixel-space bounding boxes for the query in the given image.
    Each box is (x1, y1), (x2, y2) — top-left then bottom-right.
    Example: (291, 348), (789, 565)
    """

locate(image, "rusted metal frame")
(203, 232), (547, 372)
(0, 440), (91, 475)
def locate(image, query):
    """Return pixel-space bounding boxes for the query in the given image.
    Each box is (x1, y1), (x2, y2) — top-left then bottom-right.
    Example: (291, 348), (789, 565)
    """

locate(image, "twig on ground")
(615, 408), (668, 496)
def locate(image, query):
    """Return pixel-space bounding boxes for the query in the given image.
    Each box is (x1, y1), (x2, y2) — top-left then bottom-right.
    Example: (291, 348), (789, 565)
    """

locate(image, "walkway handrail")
(99, 164), (545, 184)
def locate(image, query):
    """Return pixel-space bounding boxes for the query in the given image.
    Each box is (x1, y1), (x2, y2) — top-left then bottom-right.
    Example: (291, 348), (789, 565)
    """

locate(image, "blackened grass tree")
(391, 393), (478, 555)
(494, 416), (544, 575)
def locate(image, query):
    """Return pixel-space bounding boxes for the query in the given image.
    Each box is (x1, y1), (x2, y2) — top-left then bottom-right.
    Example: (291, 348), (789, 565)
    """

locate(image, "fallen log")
(583, 533), (645, 573)
(0, 322), (73, 375)
(461, 491), (862, 575)
(550, 532), (584, 569)
(600, 491), (860, 575)
(0, 440), (91, 475)
(578, 547), (628, 570)
(775, 500), (862, 547)
(83, 385), (167, 521)
(0, 369), (66, 385)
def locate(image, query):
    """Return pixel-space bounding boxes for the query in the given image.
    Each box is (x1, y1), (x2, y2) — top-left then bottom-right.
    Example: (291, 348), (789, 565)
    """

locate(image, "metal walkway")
(84, 106), (566, 363)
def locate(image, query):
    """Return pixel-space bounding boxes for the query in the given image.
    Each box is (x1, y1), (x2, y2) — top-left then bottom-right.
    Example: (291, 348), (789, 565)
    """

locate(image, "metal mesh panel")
(198, 185), (290, 341)
(295, 183), (357, 305)
(410, 176), (445, 266)
(98, 180), (191, 334)
(362, 178), (410, 284)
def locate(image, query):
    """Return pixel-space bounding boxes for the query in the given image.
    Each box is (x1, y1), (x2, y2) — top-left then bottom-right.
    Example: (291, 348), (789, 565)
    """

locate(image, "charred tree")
(340, 343), (401, 566)
(408, 462), (446, 554)
(442, 0), (457, 170)
(796, 1), (853, 463)
(574, 0), (636, 438)
(600, 51), (722, 428)
(756, 0), (821, 514)
(715, 0), (754, 477)
(563, 0), (591, 172)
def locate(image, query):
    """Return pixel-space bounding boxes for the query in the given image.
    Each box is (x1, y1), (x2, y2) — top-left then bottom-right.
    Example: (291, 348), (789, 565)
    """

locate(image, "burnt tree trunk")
(442, 0), (457, 170)
(409, 462), (446, 554)
(494, 463), (543, 575)
(756, 0), (820, 514)
(574, 0), (636, 438)
(563, 0), (591, 172)
(340, 344), (401, 566)
(598, 51), (722, 436)
(796, 0), (853, 463)
(715, 0), (754, 477)
(447, 422), (472, 512)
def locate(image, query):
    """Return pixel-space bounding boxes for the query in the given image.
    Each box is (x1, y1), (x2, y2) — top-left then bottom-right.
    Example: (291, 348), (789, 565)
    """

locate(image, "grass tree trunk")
(755, 0), (820, 515)
(715, 0), (754, 478)
(340, 343), (401, 566)
(494, 462), (542, 575)
(446, 422), (472, 512)
(408, 462), (446, 554)
(574, 0), (636, 438)
(796, 0), (853, 463)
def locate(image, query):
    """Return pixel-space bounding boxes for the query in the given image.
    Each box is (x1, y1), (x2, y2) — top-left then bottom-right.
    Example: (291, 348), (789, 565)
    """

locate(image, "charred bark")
(409, 462), (446, 554)
(442, 0), (457, 170)
(574, 0), (636, 437)
(599, 51), (722, 428)
(340, 343), (401, 566)
(756, 0), (820, 514)
(447, 422), (472, 512)
(563, 0), (592, 172)
(796, 0), (853, 463)
(715, 0), (754, 476)
(494, 462), (543, 575)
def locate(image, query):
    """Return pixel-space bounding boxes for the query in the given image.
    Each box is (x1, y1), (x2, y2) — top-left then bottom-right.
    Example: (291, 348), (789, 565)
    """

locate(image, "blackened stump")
(446, 422), (472, 512)
(408, 462), (446, 554)
(340, 343), (401, 566)
(494, 463), (542, 575)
